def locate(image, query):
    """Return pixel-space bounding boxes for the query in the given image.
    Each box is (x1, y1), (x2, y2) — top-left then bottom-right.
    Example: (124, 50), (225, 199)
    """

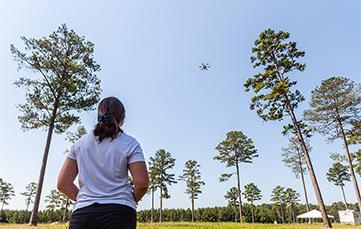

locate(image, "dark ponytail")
(93, 97), (125, 143)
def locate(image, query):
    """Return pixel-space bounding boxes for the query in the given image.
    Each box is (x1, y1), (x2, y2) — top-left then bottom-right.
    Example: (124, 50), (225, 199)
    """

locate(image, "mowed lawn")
(1, 222), (361, 229)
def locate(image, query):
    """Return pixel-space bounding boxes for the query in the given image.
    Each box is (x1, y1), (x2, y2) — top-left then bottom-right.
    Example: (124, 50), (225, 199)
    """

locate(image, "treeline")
(0, 201), (357, 224)
(137, 202), (357, 224)
(0, 209), (72, 224)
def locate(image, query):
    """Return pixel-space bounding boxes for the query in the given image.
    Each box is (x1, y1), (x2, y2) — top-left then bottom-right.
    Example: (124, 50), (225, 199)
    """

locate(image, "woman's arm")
(57, 157), (79, 201)
(128, 161), (149, 203)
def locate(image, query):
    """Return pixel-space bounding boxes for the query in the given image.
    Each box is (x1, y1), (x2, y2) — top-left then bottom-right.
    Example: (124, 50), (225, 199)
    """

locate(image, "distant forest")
(0, 202), (355, 224)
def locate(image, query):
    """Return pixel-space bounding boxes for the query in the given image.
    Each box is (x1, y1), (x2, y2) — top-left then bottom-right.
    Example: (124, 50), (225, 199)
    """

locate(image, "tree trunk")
(159, 186), (162, 223)
(49, 210), (52, 223)
(288, 207), (292, 223)
(284, 96), (332, 228)
(151, 188), (154, 223)
(299, 151), (311, 223)
(235, 159), (242, 222)
(29, 102), (59, 226)
(251, 203), (254, 223)
(59, 207), (63, 222)
(0, 202), (3, 220)
(234, 204), (237, 222)
(281, 208), (285, 223)
(23, 203), (29, 223)
(62, 198), (69, 222)
(340, 185), (348, 210)
(337, 117), (361, 212)
(191, 192), (194, 223)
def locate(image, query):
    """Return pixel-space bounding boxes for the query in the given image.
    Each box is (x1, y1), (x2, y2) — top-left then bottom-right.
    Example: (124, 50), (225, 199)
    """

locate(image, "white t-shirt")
(67, 132), (145, 212)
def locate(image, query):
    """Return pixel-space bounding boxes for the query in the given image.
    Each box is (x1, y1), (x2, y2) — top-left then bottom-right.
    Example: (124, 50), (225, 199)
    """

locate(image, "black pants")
(69, 203), (136, 229)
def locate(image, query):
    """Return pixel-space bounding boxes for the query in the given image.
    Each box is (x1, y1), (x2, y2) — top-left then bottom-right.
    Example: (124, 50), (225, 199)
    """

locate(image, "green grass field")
(1, 222), (361, 229)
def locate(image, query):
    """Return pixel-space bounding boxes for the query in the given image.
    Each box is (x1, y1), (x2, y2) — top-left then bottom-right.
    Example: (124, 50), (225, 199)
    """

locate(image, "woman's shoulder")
(69, 132), (94, 154)
(118, 133), (143, 156)
(118, 132), (138, 143)
(72, 132), (95, 146)
(79, 132), (94, 141)
(117, 133), (141, 149)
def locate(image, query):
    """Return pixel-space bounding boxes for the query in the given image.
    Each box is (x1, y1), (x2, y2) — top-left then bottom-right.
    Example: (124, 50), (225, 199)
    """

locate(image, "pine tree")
(326, 162), (351, 209)
(44, 189), (61, 223)
(20, 182), (37, 223)
(244, 28), (331, 227)
(284, 188), (300, 223)
(178, 160), (205, 222)
(11, 24), (102, 225)
(148, 149), (177, 222)
(281, 137), (312, 214)
(304, 76), (361, 211)
(224, 187), (239, 222)
(214, 130), (258, 223)
(148, 169), (158, 223)
(270, 185), (287, 224)
(0, 179), (15, 220)
(242, 183), (262, 223)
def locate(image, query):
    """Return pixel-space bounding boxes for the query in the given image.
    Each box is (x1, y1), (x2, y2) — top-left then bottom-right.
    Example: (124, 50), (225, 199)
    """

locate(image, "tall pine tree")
(11, 24), (102, 225)
(244, 29), (331, 227)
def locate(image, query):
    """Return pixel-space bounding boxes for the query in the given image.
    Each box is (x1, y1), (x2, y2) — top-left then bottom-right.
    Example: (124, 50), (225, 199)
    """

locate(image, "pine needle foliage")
(11, 24), (102, 133)
(327, 162), (351, 187)
(214, 131), (258, 173)
(303, 76), (361, 143)
(244, 29), (305, 122)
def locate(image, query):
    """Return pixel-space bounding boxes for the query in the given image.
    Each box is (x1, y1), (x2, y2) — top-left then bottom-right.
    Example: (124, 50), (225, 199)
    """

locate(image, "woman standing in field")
(57, 96), (149, 229)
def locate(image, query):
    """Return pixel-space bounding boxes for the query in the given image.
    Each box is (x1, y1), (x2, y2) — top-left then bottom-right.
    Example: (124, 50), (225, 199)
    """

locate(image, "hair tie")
(98, 111), (110, 123)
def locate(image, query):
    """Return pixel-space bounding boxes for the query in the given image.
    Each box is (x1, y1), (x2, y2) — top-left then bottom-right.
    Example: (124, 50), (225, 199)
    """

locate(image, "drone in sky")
(199, 62), (211, 70)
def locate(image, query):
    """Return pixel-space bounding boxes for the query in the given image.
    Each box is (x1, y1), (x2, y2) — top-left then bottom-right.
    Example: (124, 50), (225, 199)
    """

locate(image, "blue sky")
(0, 0), (360, 214)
